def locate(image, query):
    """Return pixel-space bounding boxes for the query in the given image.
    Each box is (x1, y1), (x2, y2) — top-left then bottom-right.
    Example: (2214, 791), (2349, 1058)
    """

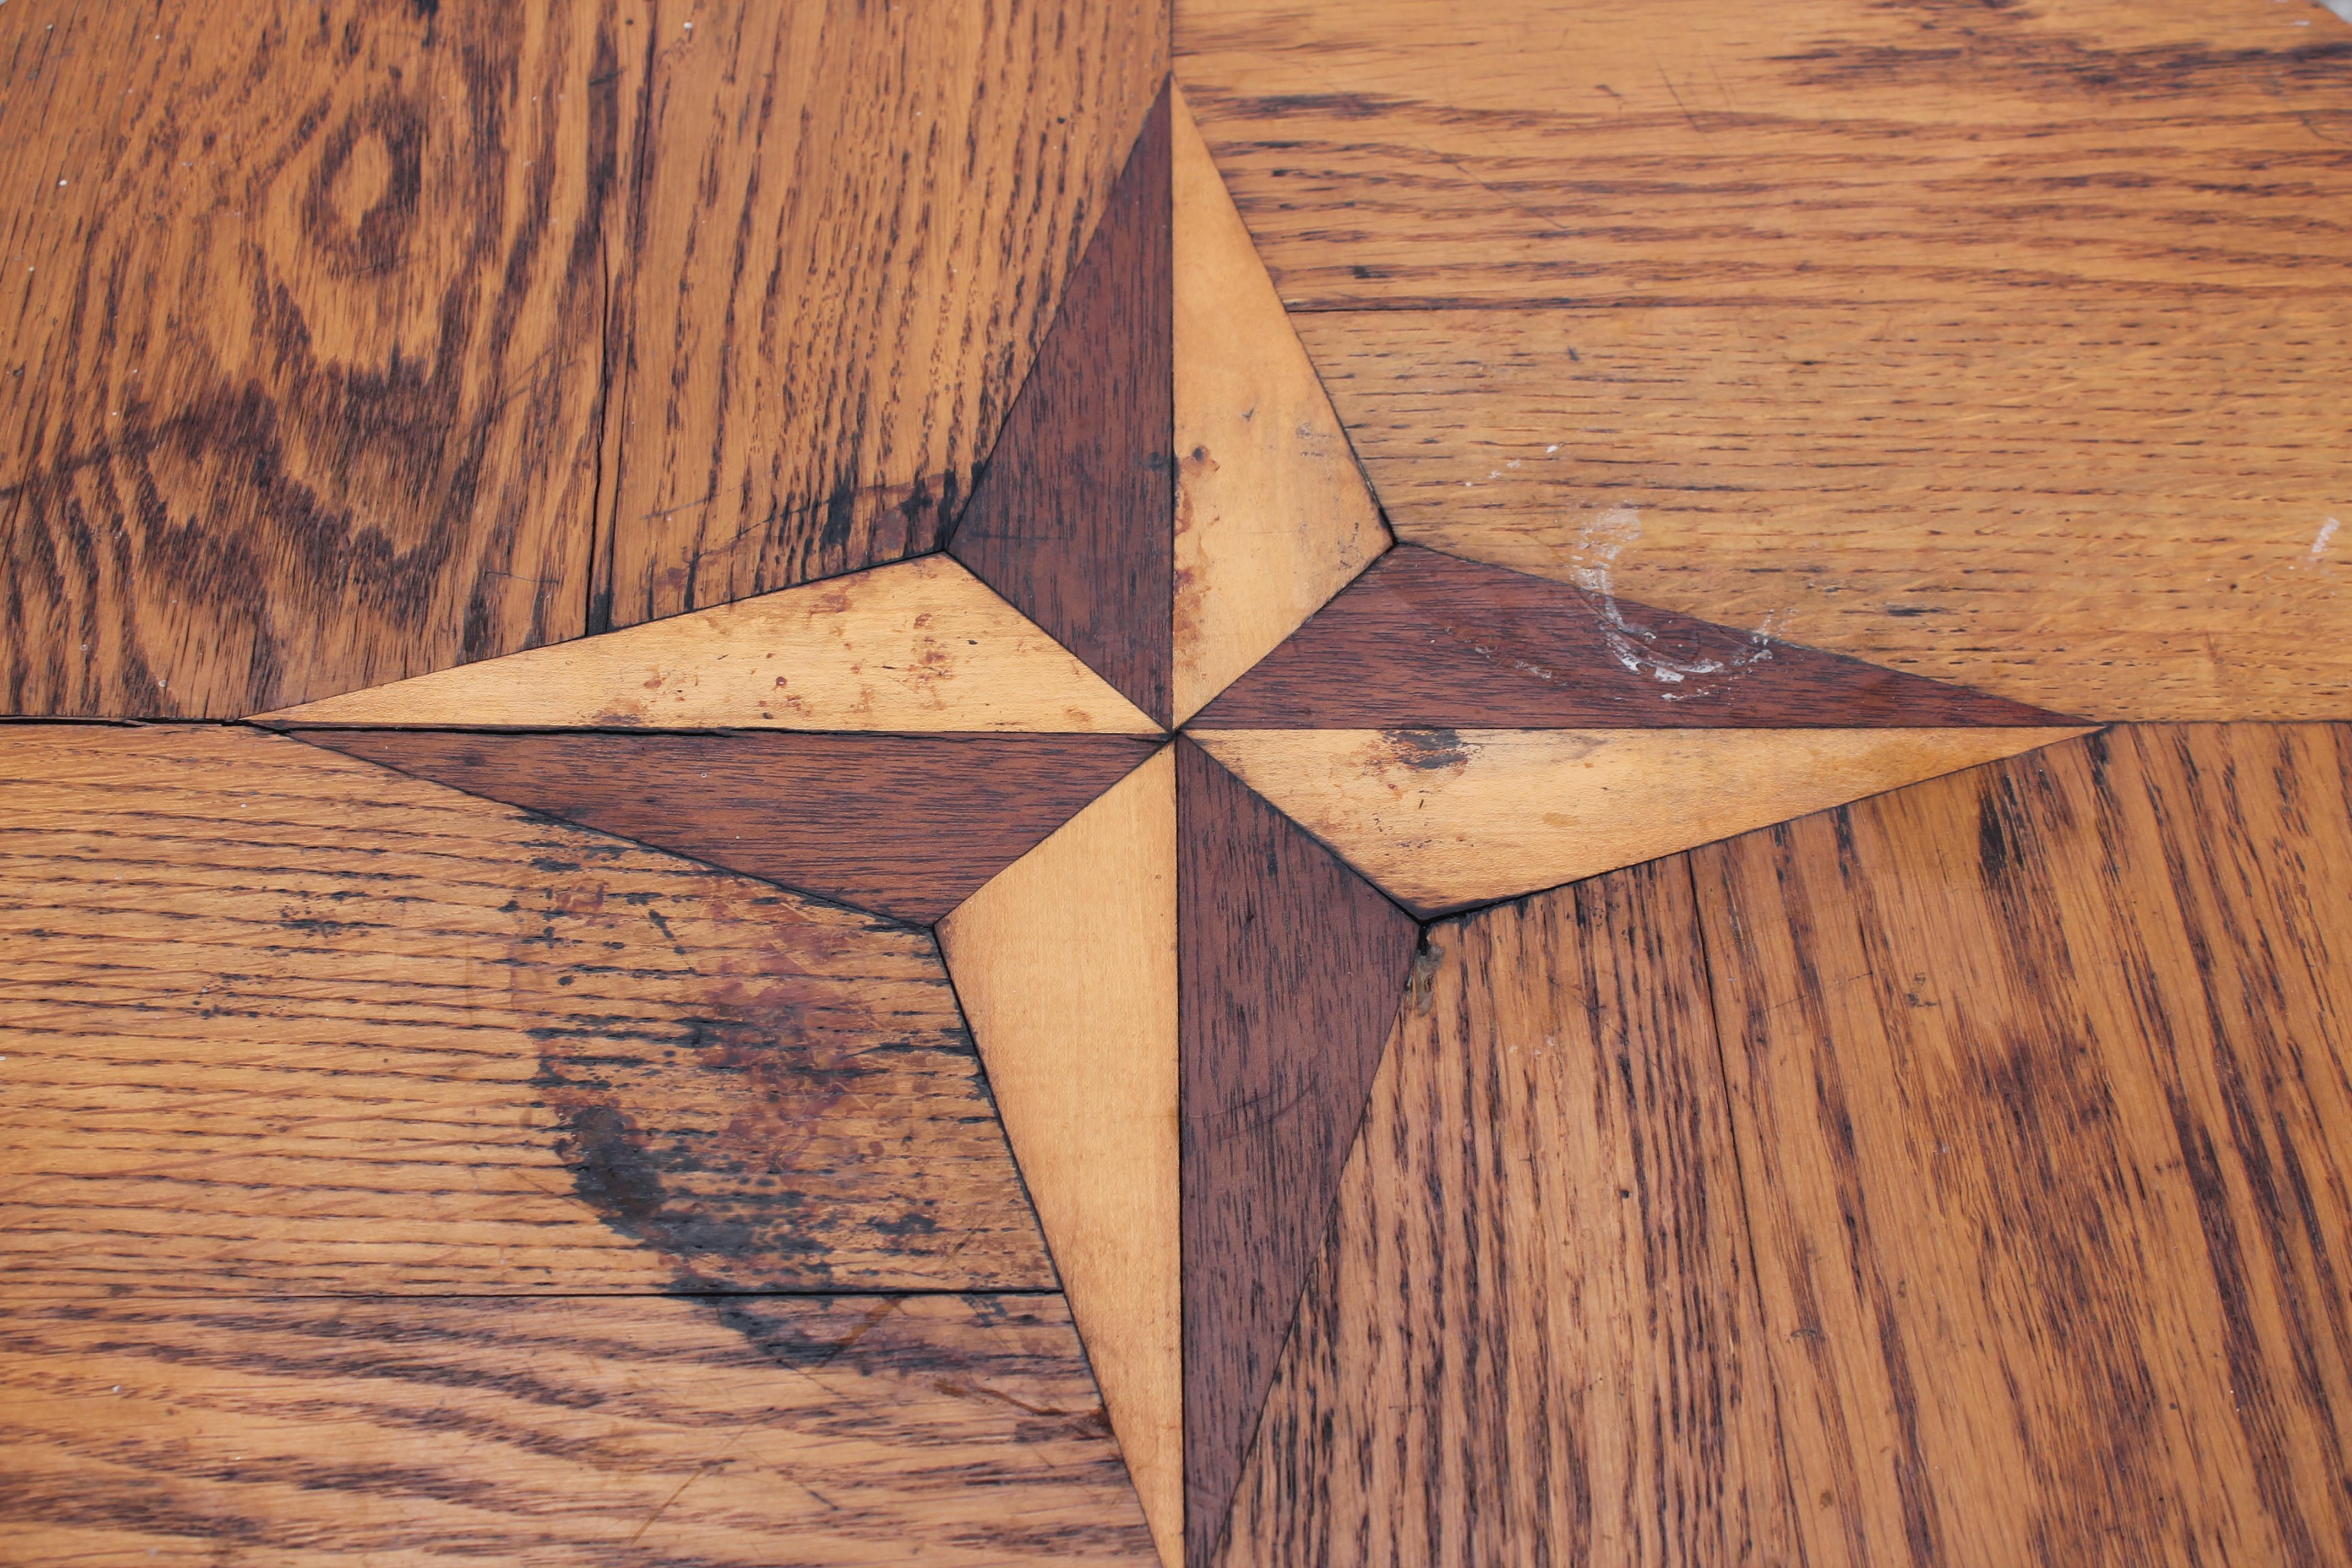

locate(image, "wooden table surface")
(3, 3), (2347, 1564)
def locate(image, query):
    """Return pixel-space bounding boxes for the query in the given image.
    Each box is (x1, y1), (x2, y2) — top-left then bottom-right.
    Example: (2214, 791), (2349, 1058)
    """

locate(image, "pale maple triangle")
(1170, 86), (1389, 726)
(1195, 726), (2098, 916)
(949, 87), (1175, 726)
(291, 729), (1159, 924)
(935, 748), (1183, 1568)
(1177, 739), (1420, 1567)
(257, 556), (1154, 733)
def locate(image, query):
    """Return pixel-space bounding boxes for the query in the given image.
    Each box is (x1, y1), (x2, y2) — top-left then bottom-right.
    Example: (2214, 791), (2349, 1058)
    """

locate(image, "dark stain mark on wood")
(1373, 727), (1472, 772)
(0, 723), (1051, 1297)
(513, 875), (1048, 1294)
(550, 1104), (667, 1231)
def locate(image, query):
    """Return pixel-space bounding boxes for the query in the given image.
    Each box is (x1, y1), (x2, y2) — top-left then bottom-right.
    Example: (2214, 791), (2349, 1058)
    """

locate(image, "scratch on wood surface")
(1565, 505), (1784, 696)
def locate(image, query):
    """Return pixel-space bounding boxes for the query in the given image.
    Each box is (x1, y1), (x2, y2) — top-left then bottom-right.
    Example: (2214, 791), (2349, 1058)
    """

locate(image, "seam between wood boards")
(0, 1288), (1073, 1304)
(243, 719), (1155, 743)
(587, 13), (661, 637)
(1175, 704), (1190, 1551)
(584, 107), (613, 638)
(938, 71), (1170, 558)
(2, 701), (1083, 737)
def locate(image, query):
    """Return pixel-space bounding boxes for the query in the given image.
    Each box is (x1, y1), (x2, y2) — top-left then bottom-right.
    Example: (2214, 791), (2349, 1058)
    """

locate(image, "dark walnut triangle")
(949, 85), (1174, 727)
(293, 729), (1159, 924)
(1191, 546), (2076, 728)
(1177, 740), (1420, 1568)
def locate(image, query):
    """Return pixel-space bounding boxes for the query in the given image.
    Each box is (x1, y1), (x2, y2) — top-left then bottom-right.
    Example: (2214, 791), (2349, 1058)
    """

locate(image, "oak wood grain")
(260, 556), (1158, 733)
(1694, 724), (2352, 1566)
(1176, 739), (1419, 1568)
(938, 747), (1184, 1568)
(0, 724), (1049, 1297)
(1195, 726), (2089, 916)
(951, 86), (1176, 726)
(1172, 87), (1387, 725)
(1, 0), (616, 718)
(1176, 0), (2352, 720)
(0, 1292), (1156, 1564)
(1192, 546), (2067, 729)
(1220, 859), (1798, 1567)
(596, 0), (1168, 631)
(295, 728), (1159, 923)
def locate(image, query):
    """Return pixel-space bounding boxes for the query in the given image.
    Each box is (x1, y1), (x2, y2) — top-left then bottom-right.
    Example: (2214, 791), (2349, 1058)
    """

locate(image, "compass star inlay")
(263, 79), (2090, 1568)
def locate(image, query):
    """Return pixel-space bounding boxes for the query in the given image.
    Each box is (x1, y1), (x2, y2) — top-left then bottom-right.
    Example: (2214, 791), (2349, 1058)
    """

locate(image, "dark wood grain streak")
(0, 725), (1050, 1297)
(1180, 0), (2352, 314)
(951, 86), (1175, 727)
(292, 729), (1161, 923)
(1694, 723), (2352, 1566)
(1220, 860), (1798, 1566)
(1176, 738), (1420, 1568)
(595, 0), (1168, 630)
(1191, 546), (2068, 728)
(0, 1292), (1157, 1564)
(0, 0), (619, 718)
